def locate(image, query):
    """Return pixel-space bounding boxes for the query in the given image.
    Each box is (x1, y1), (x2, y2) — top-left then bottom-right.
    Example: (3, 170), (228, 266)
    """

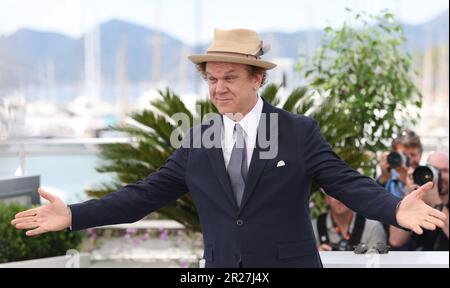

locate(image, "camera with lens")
(413, 165), (443, 195)
(387, 152), (410, 169)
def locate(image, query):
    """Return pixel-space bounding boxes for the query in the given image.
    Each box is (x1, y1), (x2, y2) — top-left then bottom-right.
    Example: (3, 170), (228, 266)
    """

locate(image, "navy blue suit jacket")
(70, 100), (401, 268)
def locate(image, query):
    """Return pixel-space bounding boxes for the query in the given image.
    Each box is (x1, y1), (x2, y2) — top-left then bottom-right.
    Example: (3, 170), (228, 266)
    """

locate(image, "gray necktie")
(227, 123), (248, 208)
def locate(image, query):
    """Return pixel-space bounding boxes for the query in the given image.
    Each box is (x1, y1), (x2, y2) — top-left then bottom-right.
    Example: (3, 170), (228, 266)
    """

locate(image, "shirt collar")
(223, 96), (263, 139)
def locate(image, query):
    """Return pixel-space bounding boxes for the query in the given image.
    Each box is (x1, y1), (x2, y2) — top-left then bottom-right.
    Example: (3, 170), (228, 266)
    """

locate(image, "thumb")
(38, 188), (57, 203)
(411, 181), (433, 200)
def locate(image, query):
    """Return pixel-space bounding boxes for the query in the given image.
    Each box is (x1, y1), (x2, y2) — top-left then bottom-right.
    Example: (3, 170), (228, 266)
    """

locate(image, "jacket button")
(237, 219), (244, 226)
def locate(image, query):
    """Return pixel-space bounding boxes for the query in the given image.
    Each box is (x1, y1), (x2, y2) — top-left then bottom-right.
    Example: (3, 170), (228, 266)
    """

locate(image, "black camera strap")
(349, 214), (366, 247)
(317, 213), (330, 244)
(317, 213), (366, 248)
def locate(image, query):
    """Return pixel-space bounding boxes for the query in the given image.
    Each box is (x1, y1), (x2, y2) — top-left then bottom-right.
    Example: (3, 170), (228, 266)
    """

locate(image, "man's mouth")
(216, 98), (232, 103)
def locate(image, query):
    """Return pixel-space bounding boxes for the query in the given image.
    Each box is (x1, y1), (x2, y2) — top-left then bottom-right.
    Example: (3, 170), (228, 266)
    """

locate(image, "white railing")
(97, 220), (185, 230)
(0, 135), (447, 177)
(320, 251), (449, 268)
(0, 253), (91, 268)
(0, 137), (133, 176)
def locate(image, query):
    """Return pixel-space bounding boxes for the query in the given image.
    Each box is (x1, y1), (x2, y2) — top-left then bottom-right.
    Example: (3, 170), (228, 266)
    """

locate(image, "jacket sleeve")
(69, 147), (189, 231)
(303, 118), (402, 227)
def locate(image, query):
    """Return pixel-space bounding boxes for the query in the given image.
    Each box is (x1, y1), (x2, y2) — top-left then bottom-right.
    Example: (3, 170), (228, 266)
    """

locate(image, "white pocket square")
(277, 160), (286, 168)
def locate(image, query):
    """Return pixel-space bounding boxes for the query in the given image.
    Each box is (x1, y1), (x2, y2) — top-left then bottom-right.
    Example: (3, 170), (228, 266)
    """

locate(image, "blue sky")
(0, 0), (448, 44)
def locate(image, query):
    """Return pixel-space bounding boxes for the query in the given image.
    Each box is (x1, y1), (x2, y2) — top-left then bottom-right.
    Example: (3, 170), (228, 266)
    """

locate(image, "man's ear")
(324, 194), (332, 206)
(254, 72), (263, 88)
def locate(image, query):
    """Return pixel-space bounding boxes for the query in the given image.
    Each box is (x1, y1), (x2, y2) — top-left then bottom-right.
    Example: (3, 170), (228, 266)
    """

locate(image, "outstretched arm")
(12, 147), (189, 235)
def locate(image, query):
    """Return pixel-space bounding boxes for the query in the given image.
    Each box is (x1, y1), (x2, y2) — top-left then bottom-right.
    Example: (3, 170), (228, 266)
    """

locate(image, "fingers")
(428, 207), (447, 221)
(15, 221), (41, 230)
(11, 216), (36, 225)
(38, 188), (57, 203)
(409, 184), (420, 191)
(14, 207), (40, 219)
(319, 244), (332, 251)
(412, 225), (423, 235)
(26, 227), (46, 237)
(398, 165), (408, 173)
(420, 221), (436, 231)
(412, 182), (434, 199)
(425, 216), (445, 229)
(11, 215), (46, 236)
(11, 215), (41, 230)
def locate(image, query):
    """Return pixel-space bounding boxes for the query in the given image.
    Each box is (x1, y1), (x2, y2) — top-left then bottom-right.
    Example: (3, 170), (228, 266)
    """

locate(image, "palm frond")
(282, 86), (308, 112)
(261, 84), (281, 106)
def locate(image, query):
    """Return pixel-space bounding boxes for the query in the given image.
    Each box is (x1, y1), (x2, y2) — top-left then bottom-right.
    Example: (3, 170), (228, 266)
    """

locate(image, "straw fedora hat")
(188, 28), (277, 70)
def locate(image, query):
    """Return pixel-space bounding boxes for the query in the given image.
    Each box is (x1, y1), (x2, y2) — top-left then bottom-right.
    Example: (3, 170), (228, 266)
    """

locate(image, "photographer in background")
(378, 129), (423, 250)
(312, 194), (386, 251)
(378, 129), (423, 198)
(389, 151), (449, 251)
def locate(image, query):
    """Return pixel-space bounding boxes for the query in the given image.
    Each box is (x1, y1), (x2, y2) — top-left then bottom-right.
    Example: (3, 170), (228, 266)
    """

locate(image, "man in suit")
(12, 28), (447, 268)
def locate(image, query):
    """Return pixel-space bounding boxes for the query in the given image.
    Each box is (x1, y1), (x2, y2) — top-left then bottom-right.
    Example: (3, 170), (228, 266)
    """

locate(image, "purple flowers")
(159, 228), (169, 241)
(87, 228), (96, 242)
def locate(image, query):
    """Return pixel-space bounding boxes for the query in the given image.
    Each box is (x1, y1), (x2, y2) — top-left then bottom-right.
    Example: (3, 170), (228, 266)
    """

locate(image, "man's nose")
(215, 80), (228, 94)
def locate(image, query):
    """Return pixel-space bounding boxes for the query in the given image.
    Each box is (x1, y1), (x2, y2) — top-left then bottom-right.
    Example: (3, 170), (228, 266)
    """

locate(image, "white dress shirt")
(222, 96), (263, 169)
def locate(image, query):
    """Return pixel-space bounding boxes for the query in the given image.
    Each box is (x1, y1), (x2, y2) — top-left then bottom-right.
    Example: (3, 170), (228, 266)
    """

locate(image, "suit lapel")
(239, 100), (279, 213)
(238, 142), (268, 214)
(205, 116), (239, 211)
(206, 147), (239, 211)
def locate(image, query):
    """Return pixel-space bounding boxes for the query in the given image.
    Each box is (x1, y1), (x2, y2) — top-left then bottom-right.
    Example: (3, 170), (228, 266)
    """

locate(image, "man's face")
(206, 62), (262, 116)
(396, 144), (422, 169)
(326, 196), (351, 215)
(428, 153), (449, 197)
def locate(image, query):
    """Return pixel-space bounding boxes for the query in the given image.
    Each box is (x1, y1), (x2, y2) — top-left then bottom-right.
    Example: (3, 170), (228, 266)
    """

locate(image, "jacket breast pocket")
(263, 160), (289, 175)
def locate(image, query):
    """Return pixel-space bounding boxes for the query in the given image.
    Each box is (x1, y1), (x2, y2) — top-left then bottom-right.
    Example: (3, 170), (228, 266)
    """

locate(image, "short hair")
(195, 63), (268, 88)
(391, 129), (423, 153)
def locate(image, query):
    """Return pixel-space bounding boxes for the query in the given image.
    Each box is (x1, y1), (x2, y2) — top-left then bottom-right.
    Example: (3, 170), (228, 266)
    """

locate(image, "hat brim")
(189, 54), (277, 70)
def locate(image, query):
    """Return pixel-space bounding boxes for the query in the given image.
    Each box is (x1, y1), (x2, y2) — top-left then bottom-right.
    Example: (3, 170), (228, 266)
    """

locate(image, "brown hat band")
(207, 51), (260, 60)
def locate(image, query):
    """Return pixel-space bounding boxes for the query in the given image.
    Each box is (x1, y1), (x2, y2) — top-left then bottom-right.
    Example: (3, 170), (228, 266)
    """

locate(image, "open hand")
(11, 188), (72, 236)
(396, 182), (447, 235)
